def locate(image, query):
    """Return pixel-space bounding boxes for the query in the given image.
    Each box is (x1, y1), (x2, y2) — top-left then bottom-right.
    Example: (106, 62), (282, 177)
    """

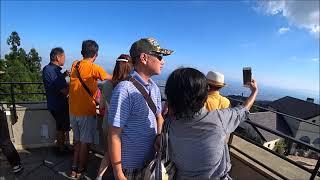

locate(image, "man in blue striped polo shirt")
(108, 38), (173, 180)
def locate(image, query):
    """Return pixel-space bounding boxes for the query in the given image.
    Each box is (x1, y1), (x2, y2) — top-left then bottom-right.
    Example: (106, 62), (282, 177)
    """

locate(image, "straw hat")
(206, 71), (226, 87)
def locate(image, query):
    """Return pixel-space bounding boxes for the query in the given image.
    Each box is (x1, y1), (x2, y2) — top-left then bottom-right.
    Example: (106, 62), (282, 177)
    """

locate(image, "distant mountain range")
(152, 77), (319, 104)
(97, 74), (319, 104)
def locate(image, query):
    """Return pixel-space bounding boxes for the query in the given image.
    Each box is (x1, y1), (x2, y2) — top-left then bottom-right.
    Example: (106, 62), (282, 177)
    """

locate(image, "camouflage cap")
(130, 38), (173, 58)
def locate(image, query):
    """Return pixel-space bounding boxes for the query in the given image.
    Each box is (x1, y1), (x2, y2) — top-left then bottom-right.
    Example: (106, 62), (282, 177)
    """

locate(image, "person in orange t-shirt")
(68, 40), (112, 178)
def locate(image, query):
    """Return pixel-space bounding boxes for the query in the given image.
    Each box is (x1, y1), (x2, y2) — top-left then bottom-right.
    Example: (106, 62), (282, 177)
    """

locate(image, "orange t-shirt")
(69, 59), (109, 116)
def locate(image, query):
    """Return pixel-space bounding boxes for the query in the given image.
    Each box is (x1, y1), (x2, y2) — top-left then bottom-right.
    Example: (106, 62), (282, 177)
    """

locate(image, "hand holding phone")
(243, 67), (252, 86)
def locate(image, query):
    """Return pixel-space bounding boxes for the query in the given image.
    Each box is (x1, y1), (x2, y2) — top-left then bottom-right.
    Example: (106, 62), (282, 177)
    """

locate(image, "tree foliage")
(273, 139), (287, 155)
(0, 31), (45, 102)
(6, 31), (20, 52)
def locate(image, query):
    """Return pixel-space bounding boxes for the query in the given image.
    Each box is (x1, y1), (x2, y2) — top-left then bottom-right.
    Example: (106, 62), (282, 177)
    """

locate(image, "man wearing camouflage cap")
(108, 38), (173, 179)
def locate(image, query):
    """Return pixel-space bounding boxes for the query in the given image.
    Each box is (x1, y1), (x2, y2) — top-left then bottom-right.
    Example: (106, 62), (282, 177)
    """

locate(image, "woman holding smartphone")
(165, 67), (258, 179)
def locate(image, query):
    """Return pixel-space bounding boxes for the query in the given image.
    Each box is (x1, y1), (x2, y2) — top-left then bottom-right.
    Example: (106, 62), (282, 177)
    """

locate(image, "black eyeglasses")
(147, 52), (163, 61)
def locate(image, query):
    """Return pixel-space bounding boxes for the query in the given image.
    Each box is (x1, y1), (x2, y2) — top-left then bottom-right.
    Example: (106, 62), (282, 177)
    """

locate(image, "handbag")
(162, 119), (176, 180)
(75, 61), (100, 105)
(145, 116), (176, 180)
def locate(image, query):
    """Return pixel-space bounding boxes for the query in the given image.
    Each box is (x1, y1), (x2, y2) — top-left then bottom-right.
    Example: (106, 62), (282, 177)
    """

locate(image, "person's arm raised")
(217, 79), (258, 133)
(243, 79), (258, 110)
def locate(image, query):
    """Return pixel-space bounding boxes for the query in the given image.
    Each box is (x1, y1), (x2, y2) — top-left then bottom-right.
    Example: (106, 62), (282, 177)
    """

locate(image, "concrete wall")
(229, 135), (319, 180)
(3, 104), (73, 150)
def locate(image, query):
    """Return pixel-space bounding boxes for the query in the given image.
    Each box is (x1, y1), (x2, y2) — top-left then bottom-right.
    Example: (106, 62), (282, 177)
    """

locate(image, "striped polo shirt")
(108, 70), (162, 169)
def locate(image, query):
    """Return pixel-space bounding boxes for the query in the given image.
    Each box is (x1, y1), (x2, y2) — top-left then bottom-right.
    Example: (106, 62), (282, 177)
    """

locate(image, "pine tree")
(0, 59), (5, 76)
(0, 59), (6, 93)
(6, 31), (20, 53)
(27, 48), (42, 81)
(0, 31), (44, 102)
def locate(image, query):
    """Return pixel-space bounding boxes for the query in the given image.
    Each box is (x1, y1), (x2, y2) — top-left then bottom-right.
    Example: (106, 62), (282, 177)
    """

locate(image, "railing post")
(310, 157), (320, 180)
(10, 83), (18, 125)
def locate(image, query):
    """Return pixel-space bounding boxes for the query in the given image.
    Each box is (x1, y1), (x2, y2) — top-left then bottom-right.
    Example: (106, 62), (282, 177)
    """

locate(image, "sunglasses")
(147, 52), (163, 61)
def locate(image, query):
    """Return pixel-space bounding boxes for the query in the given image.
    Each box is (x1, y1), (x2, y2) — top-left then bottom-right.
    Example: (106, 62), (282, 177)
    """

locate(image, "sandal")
(77, 167), (87, 179)
(69, 165), (78, 179)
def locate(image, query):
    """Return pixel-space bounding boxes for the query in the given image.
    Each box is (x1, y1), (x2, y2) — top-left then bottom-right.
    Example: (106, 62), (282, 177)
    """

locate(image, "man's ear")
(56, 55), (60, 62)
(140, 53), (148, 65)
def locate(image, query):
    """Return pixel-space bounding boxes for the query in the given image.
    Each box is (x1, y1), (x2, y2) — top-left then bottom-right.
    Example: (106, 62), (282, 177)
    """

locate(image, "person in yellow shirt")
(68, 40), (112, 178)
(205, 71), (230, 111)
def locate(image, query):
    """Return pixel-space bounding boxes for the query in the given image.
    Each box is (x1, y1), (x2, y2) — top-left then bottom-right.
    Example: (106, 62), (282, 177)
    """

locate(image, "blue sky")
(1, 1), (319, 94)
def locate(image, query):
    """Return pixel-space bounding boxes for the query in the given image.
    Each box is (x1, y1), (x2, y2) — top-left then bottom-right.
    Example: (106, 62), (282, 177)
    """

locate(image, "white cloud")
(255, 0), (320, 38)
(278, 27), (290, 34)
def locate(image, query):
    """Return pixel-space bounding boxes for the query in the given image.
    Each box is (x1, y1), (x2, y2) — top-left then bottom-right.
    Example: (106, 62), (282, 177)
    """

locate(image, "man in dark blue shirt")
(42, 47), (70, 154)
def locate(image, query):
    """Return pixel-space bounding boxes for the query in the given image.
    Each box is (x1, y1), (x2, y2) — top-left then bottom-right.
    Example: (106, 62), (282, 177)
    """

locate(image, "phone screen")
(243, 67), (252, 86)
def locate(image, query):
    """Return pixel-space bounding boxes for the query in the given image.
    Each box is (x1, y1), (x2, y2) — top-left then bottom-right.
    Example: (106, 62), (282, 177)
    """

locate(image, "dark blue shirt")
(42, 62), (68, 111)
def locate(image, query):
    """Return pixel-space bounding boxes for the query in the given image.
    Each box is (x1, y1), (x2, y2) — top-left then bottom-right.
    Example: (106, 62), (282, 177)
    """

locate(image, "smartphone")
(243, 67), (252, 86)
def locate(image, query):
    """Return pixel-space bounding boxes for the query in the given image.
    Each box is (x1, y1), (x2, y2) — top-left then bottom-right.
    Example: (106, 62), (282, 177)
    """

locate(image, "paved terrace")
(0, 147), (260, 180)
(1, 137), (319, 180)
(0, 144), (271, 180)
(0, 146), (115, 180)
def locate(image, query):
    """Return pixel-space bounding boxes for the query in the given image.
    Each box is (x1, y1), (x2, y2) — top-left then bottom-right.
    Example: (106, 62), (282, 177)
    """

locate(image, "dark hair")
(208, 84), (222, 91)
(81, 40), (99, 58)
(165, 67), (208, 119)
(50, 47), (64, 62)
(112, 54), (133, 87)
(131, 55), (139, 66)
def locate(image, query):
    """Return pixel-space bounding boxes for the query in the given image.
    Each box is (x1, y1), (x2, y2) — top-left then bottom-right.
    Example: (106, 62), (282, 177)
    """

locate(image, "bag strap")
(75, 61), (98, 104)
(163, 118), (172, 162)
(127, 76), (157, 117)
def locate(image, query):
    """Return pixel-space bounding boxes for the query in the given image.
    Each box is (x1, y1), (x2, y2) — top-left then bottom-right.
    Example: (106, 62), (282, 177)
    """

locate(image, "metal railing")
(0, 82), (46, 123)
(1, 82), (320, 179)
(227, 96), (320, 180)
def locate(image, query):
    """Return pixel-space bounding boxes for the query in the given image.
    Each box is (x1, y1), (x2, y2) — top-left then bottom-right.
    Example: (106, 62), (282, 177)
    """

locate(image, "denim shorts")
(70, 114), (97, 143)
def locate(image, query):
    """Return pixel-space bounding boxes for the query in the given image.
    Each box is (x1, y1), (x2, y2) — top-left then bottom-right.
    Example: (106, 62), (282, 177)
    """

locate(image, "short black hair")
(209, 85), (222, 91)
(165, 67), (208, 119)
(131, 55), (139, 66)
(50, 47), (64, 62)
(81, 40), (99, 58)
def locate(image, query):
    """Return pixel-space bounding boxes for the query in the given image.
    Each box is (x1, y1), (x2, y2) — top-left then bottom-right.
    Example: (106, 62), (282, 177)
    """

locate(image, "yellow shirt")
(205, 91), (230, 111)
(69, 59), (109, 116)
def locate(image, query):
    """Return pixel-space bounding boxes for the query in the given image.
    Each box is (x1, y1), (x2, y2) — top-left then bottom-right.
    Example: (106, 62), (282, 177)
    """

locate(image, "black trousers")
(0, 110), (21, 167)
